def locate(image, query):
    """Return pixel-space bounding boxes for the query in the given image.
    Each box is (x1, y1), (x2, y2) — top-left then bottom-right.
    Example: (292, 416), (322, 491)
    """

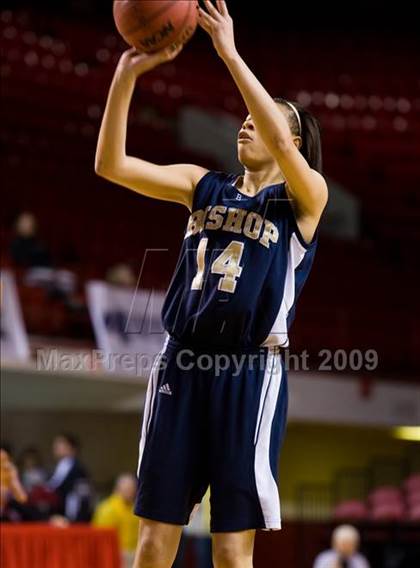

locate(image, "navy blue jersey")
(162, 171), (317, 350)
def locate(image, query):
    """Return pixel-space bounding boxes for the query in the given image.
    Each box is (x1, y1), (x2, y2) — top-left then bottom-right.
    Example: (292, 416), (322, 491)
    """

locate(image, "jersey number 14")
(191, 238), (244, 294)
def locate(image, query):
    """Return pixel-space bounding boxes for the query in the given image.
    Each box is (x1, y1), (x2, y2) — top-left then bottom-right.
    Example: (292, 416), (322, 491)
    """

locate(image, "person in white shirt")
(314, 525), (370, 568)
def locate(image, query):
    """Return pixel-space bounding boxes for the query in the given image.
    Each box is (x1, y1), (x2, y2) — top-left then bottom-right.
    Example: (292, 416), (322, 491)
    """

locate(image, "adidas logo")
(158, 383), (172, 396)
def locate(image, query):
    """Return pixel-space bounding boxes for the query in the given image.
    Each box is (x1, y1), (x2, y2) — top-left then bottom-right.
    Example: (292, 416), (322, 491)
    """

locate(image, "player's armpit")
(96, 159), (209, 211)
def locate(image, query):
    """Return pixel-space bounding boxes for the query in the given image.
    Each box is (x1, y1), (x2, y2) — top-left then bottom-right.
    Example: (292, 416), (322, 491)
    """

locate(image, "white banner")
(86, 281), (167, 375)
(0, 270), (30, 362)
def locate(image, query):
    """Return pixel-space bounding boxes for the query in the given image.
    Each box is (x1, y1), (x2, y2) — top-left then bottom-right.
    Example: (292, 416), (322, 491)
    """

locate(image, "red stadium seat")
(404, 474), (420, 494)
(370, 502), (406, 522)
(333, 500), (369, 521)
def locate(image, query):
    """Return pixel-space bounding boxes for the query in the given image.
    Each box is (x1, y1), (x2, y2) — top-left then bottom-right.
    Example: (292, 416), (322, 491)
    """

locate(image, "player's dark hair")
(274, 97), (323, 173)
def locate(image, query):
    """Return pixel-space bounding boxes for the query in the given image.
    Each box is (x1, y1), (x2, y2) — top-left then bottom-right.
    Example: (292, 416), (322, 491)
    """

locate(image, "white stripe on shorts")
(254, 349), (283, 529)
(137, 335), (169, 477)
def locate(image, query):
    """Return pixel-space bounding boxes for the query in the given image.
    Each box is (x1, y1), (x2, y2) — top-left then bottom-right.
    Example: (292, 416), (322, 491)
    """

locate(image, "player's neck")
(240, 167), (285, 196)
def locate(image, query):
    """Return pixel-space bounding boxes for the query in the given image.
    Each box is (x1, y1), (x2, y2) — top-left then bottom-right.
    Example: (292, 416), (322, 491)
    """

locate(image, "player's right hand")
(116, 45), (183, 80)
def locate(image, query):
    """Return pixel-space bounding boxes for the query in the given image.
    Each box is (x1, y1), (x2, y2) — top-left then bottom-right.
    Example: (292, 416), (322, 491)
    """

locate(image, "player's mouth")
(238, 131), (253, 142)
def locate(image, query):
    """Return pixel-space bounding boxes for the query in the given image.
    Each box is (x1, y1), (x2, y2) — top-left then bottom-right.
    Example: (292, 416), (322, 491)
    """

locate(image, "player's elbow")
(94, 155), (105, 176)
(95, 157), (113, 179)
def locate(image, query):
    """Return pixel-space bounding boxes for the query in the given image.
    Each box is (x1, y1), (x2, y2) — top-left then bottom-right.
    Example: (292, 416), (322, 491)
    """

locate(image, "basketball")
(113, 0), (199, 53)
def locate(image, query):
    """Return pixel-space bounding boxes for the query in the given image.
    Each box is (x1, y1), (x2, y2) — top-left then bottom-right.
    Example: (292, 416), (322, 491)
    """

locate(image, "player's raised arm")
(95, 46), (208, 211)
(198, 1), (328, 241)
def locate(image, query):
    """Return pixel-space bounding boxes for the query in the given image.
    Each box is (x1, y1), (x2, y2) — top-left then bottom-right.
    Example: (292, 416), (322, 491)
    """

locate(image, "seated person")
(93, 473), (139, 556)
(314, 525), (370, 568)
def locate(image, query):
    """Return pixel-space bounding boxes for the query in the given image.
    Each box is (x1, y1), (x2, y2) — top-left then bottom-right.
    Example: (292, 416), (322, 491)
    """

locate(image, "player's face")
(237, 108), (295, 169)
(237, 114), (274, 168)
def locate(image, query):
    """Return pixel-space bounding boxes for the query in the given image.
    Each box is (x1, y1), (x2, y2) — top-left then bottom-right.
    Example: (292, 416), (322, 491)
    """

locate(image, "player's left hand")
(198, 1), (237, 61)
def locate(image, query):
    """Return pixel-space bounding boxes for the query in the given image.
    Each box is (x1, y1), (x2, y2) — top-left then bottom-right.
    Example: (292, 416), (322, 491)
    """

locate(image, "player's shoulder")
(189, 165), (210, 186)
(195, 169), (233, 188)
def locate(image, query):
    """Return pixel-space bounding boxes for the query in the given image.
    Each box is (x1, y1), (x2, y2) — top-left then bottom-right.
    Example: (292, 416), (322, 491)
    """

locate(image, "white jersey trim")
(262, 232), (307, 348)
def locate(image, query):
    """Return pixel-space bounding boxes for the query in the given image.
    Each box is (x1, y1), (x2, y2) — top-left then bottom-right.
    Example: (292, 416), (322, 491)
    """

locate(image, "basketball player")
(95, 1), (328, 566)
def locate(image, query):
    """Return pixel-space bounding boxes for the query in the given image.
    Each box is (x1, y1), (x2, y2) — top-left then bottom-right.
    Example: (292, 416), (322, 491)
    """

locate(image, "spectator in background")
(10, 211), (77, 299)
(1, 449), (27, 509)
(0, 448), (33, 522)
(17, 447), (47, 491)
(10, 211), (51, 269)
(314, 525), (370, 568)
(106, 263), (136, 288)
(16, 447), (58, 520)
(93, 473), (139, 567)
(48, 433), (93, 522)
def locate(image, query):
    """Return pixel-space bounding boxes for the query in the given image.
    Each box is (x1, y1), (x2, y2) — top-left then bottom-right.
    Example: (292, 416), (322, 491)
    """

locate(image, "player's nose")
(243, 120), (255, 131)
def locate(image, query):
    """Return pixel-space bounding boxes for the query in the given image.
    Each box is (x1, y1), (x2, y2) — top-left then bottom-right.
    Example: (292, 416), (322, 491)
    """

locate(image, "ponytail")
(274, 97), (323, 173)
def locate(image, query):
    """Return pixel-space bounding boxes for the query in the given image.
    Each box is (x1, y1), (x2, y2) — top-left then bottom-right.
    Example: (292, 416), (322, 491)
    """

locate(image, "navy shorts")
(134, 336), (288, 532)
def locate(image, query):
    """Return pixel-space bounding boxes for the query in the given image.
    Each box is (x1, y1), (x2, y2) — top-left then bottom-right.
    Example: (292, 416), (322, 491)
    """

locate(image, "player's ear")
(293, 136), (302, 150)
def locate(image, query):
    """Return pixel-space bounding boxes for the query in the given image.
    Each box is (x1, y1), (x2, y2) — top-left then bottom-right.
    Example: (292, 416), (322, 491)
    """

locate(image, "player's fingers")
(203, 0), (222, 20)
(126, 47), (141, 60)
(164, 43), (183, 60)
(129, 51), (149, 67)
(197, 17), (212, 35)
(148, 43), (182, 65)
(197, 20), (210, 34)
(146, 44), (176, 61)
(198, 8), (214, 26)
(131, 51), (146, 63)
(216, 0), (229, 16)
(198, 8), (214, 31)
